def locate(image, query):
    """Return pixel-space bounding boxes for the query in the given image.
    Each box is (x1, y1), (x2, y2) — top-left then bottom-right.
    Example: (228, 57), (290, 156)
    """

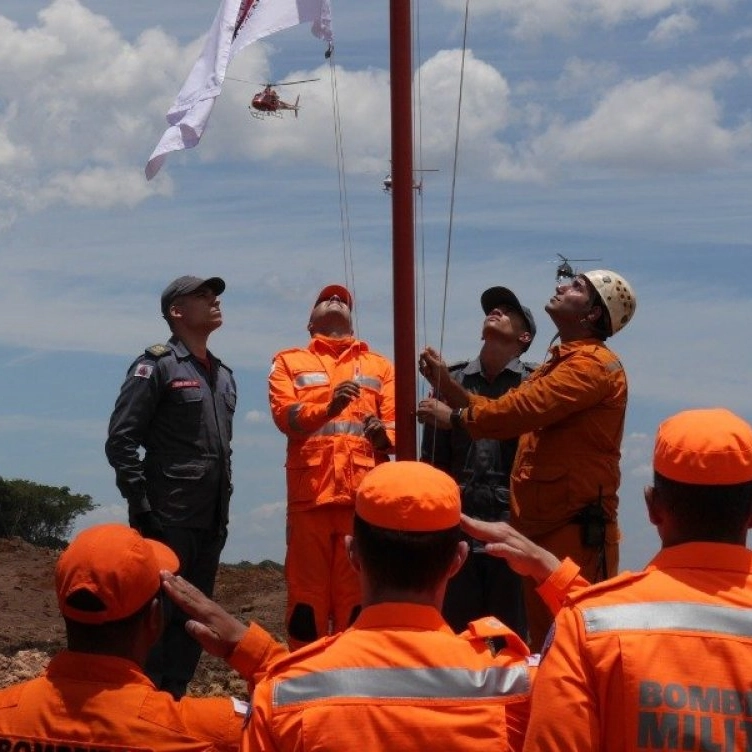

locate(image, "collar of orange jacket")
(311, 334), (359, 357)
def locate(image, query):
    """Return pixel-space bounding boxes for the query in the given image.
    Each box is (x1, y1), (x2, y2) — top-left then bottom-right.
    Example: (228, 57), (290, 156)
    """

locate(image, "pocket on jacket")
(349, 450), (376, 491)
(161, 458), (209, 481)
(165, 386), (203, 431)
(223, 390), (237, 413)
(515, 463), (569, 520)
(286, 446), (326, 502)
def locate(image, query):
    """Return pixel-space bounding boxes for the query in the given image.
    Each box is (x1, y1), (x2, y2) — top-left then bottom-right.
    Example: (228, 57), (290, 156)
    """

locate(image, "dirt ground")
(0, 537), (287, 699)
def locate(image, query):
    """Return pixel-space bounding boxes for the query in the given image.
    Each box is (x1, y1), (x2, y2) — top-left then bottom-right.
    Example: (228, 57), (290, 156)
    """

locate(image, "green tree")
(0, 477), (97, 548)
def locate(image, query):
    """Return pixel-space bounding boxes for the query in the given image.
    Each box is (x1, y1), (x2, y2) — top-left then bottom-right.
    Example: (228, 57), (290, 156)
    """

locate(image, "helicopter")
(382, 167), (439, 195)
(227, 76), (319, 119)
(551, 253), (601, 283)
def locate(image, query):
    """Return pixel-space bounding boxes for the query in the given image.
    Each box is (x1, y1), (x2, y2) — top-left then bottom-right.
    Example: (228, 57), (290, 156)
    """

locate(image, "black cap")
(480, 287), (537, 349)
(161, 276), (225, 318)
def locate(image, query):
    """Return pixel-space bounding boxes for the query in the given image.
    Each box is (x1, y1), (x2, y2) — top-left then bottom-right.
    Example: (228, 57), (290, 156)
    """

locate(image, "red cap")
(356, 461), (460, 532)
(314, 284), (353, 309)
(55, 524), (179, 625)
(654, 408), (752, 486)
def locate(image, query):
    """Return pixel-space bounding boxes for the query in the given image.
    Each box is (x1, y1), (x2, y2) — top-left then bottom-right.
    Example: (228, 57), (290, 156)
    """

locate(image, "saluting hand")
(460, 516), (562, 585)
(161, 572), (247, 659)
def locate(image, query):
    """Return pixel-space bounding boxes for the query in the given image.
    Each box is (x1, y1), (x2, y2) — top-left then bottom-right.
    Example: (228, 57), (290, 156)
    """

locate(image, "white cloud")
(0, 0), (187, 214)
(646, 12), (698, 44)
(555, 58), (621, 99)
(523, 65), (751, 174)
(245, 409), (271, 424)
(435, 0), (733, 39)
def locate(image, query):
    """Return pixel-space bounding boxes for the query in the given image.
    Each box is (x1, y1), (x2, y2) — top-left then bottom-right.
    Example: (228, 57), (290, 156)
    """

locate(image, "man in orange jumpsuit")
(418, 269), (636, 649)
(0, 523), (284, 752)
(523, 407), (752, 752)
(245, 461), (535, 752)
(269, 284), (395, 649)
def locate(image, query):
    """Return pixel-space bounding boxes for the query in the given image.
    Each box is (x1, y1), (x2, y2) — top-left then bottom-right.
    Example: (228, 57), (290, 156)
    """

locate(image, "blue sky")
(1, 0), (751, 570)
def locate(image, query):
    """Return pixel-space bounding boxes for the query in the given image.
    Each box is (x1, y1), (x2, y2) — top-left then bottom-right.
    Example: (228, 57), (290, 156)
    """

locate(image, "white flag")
(145, 0), (333, 180)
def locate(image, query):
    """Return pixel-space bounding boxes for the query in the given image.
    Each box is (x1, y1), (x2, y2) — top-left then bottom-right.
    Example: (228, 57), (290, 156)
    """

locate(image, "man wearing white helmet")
(418, 269), (636, 649)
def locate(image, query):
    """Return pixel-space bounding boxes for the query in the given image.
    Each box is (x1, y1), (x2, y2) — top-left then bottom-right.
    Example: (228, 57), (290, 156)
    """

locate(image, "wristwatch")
(450, 407), (465, 429)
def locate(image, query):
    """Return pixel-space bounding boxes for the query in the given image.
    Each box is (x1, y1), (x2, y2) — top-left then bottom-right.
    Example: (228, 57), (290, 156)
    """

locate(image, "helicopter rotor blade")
(226, 76), (320, 87)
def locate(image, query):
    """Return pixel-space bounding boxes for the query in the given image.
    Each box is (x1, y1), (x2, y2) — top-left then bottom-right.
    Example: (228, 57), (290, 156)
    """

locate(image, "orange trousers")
(285, 505), (361, 651)
(524, 521), (619, 652)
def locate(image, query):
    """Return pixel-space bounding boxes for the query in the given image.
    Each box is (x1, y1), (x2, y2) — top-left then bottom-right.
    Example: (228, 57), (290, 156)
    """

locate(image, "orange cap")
(314, 284), (353, 309)
(654, 408), (752, 485)
(55, 524), (179, 625)
(355, 461), (460, 532)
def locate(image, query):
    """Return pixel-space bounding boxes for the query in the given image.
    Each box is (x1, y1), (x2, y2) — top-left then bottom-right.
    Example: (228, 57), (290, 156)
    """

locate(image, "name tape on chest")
(169, 379), (201, 390)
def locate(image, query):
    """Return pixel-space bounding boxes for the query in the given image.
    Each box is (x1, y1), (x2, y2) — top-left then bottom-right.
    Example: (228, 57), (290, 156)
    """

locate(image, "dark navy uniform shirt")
(421, 356), (534, 529)
(105, 336), (236, 529)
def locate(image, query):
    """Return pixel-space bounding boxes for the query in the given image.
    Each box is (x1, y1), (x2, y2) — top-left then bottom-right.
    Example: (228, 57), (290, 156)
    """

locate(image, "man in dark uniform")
(105, 275), (236, 698)
(421, 286), (535, 639)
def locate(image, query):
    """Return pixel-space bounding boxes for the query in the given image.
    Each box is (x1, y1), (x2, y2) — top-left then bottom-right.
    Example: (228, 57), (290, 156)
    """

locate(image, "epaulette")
(462, 616), (530, 658)
(144, 343), (171, 358)
(269, 633), (340, 673)
(448, 359), (469, 372)
(566, 568), (649, 606)
(273, 347), (308, 360)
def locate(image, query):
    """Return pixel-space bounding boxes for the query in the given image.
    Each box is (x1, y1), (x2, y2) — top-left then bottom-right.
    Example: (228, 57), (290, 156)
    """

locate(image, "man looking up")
(106, 275), (236, 697)
(418, 269), (636, 649)
(245, 461), (534, 752)
(524, 408), (752, 752)
(421, 285), (536, 639)
(269, 284), (395, 650)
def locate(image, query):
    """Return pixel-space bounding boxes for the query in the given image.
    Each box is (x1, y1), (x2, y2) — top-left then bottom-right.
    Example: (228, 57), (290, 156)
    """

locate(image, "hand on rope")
(416, 398), (452, 430)
(418, 347), (470, 409)
(327, 380), (360, 418)
(417, 346), (446, 389)
(363, 414), (391, 451)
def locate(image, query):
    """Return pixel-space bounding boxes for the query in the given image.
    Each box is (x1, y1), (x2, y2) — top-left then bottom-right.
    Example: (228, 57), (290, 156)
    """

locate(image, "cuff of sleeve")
(128, 497), (151, 518)
(228, 623), (287, 682)
(288, 403), (330, 434)
(536, 557), (587, 616)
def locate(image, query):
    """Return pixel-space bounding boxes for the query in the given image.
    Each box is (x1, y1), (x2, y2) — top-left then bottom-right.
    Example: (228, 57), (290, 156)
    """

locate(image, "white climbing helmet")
(582, 270), (636, 336)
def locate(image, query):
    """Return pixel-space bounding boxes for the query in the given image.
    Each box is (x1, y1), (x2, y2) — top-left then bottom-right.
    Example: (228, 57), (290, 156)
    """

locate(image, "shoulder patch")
(145, 343), (171, 358)
(133, 363), (154, 379)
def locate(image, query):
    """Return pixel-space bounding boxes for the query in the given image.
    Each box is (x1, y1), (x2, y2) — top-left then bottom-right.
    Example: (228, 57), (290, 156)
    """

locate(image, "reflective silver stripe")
(382, 421), (396, 429)
(273, 665), (530, 708)
(294, 372), (329, 388)
(355, 376), (383, 390)
(583, 602), (752, 637)
(313, 421), (364, 437)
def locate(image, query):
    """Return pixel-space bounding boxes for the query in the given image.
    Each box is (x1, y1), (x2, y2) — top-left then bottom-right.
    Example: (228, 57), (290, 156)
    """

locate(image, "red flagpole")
(389, 0), (417, 459)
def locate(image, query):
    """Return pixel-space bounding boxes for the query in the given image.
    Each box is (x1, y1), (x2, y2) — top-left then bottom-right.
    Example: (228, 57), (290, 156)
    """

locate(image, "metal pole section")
(389, 0), (417, 459)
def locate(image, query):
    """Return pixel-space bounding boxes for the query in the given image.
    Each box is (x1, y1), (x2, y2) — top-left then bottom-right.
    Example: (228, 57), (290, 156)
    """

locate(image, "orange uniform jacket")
(464, 338), (627, 537)
(0, 622), (285, 752)
(524, 543), (752, 752)
(245, 602), (536, 752)
(269, 335), (396, 509)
